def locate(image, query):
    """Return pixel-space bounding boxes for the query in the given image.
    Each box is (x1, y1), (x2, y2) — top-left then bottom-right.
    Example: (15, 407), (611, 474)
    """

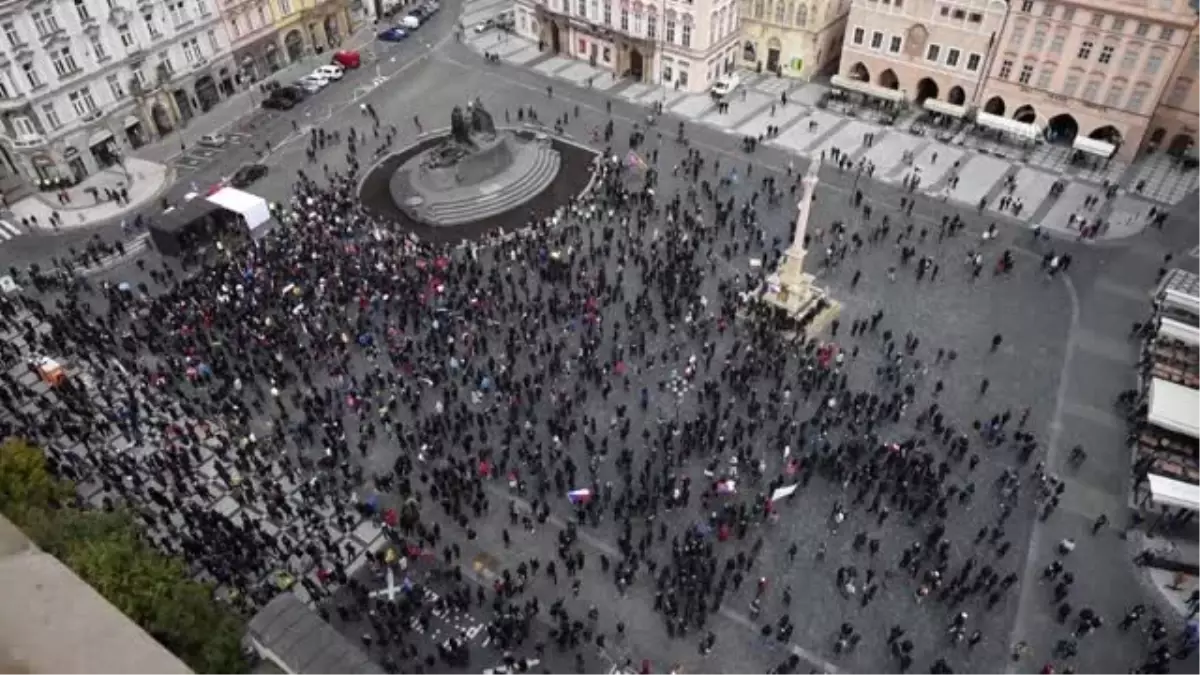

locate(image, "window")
(870, 30), (883, 49)
(75, 0), (91, 23)
(774, 1), (784, 22)
(889, 35), (902, 53)
(207, 29), (219, 53)
(1010, 26), (1025, 47)
(132, 67), (146, 88)
(1077, 41), (1093, 59)
(665, 17), (675, 42)
(41, 103), (62, 130)
(143, 11), (161, 38)
(195, 0), (209, 16)
(183, 37), (203, 64)
(681, 22), (691, 47)
(1020, 0), (1033, 11)
(1041, 2), (1054, 16)
(632, 12), (642, 35)
(1097, 45), (1113, 63)
(998, 58), (1013, 78)
(1145, 52), (1163, 74)
(1061, 7), (1074, 20)
(1111, 18), (1125, 33)
(279, 0), (292, 15)
(620, 9), (629, 31)
(68, 87), (98, 117)
(852, 27), (864, 45)
(91, 34), (108, 60)
(1082, 79), (1100, 100)
(107, 72), (125, 99)
(678, 69), (689, 87)
(1166, 77), (1191, 106)
(946, 47), (961, 67)
(118, 25), (135, 49)
(647, 12), (655, 38)
(168, 1), (188, 26)
(1036, 67), (1054, 88)
(2, 21), (20, 47)
(1160, 27), (1175, 41)
(230, 17), (241, 37)
(12, 116), (37, 137)
(1063, 72), (1080, 96)
(1135, 22), (1149, 37)
(31, 9), (61, 37)
(926, 43), (940, 61)
(1127, 85), (1147, 111)
(796, 3), (808, 26)
(159, 53), (174, 75)
(753, 0), (764, 19)
(22, 63), (42, 88)
(952, 9), (965, 19)
(968, 12), (981, 23)
(603, 1), (611, 24)
(1019, 63), (1034, 83)
(939, 6), (949, 16)
(966, 52), (982, 71)
(1049, 34), (1064, 53)
(1089, 12), (1103, 27)
(1121, 49), (1139, 70)
(662, 64), (673, 82)
(576, 0), (585, 18)
(1104, 81), (1124, 106)
(51, 47), (79, 77)
(257, 4), (268, 26)
(1031, 27), (1046, 50)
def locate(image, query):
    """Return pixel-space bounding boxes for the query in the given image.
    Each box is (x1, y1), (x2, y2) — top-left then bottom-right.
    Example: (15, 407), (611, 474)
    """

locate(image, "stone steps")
(425, 142), (561, 226)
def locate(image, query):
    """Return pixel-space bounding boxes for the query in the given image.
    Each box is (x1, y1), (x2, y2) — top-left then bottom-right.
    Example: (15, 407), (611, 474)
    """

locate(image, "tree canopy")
(0, 438), (249, 673)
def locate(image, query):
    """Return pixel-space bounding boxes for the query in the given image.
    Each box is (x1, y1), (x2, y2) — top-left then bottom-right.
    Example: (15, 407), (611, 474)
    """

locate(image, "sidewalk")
(6, 157), (172, 233)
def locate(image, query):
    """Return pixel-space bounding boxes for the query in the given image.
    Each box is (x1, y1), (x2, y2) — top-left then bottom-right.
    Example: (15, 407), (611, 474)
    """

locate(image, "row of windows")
(995, 57), (1169, 113)
(566, 0), (710, 47)
(1017, 0), (1178, 43)
(227, 3), (274, 39)
(1005, 24), (1168, 77)
(3, 0), (212, 48)
(850, 27), (982, 73)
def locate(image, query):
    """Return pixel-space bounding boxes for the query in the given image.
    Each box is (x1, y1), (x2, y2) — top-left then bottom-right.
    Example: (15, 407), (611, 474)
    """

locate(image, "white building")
(0, 0), (235, 190)
(513, 0), (743, 94)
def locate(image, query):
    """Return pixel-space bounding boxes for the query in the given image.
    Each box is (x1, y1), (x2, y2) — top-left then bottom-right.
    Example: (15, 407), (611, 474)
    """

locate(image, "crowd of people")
(0, 87), (1192, 675)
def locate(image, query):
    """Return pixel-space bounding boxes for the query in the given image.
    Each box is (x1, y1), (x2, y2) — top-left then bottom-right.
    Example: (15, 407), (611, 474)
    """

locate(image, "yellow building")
(272, 0), (355, 64)
(739, 0), (851, 80)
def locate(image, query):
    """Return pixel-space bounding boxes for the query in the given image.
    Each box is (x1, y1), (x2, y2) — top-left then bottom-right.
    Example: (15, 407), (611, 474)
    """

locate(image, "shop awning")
(123, 115), (140, 128)
(88, 129), (114, 145)
(1159, 317), (1200, 347)
(1147, 473), (1200, 512)
(206, 187), (272, 238)
(1148, 377), (1200, 439)
(830, 75), (906, 104)
(1073, 135), (1116, 159)
(976, 111), (1041, 141)
(923, 98), (968, 119)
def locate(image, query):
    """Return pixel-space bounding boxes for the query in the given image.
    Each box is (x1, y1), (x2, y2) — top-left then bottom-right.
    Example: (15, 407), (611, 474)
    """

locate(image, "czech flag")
(567, 488), (592, 505)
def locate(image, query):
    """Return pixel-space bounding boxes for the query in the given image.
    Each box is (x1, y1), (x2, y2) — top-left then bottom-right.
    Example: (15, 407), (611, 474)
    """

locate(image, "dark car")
(229, 164), (268, 188)
(377, 26), (408, 41)
(262, 85), (305, 110)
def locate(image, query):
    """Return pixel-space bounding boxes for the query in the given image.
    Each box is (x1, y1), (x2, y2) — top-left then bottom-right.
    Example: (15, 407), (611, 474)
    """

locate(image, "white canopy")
(976, 111), (1041, 141)
(830, 75), (906, 104)
(1147, 473), (1200, 512)
(1148, 377), (1200, 439)
(206, 187), (272, 238)
(923, 98), (968, 119)
(1073, 135), (1116, 159)
(1158, 317), (1200, 347)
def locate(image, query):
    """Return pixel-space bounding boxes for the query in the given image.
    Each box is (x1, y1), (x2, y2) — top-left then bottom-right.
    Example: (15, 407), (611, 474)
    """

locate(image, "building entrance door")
(767, 48), (781, 73)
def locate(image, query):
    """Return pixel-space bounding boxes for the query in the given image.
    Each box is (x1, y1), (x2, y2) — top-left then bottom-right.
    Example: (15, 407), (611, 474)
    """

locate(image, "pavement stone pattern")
(7, 157), (172, 233)
(460, 28), (1199, 241)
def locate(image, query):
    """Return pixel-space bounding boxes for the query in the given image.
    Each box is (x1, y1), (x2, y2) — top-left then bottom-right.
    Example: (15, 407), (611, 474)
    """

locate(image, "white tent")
(923, 98), (968, 119)
(976, 111), (1041, 141)
(830, 75), (907, 104)
(1148, 377), (1200, 439)
(1147, 473), (1200, 512)
(1072, 135), (1116, 159)
(1158, 317), (1200, 347)
(206, 187), (272, 238)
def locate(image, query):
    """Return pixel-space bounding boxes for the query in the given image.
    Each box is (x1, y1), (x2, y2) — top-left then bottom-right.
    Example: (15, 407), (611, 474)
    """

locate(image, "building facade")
(979, 0), (1197, 160)
(739, 0), (850, 80)
(0, 0), (236, 189)
(221, 0), (282, 84)
(513, 0), (742, 93)
(838, 0), (1006, 105)
(271, 0), (352, 65)
(1141, 16), (1196, 156)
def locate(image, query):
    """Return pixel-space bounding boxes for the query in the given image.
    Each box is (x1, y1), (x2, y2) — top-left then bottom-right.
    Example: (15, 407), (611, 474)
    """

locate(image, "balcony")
(80, 108), (103, 123)
(0, 95), (27, 111)
(8, 134), (46, 149)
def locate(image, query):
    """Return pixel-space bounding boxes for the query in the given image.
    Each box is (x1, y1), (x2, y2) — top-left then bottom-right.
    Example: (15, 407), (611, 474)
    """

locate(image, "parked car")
(331, 49), (361, 69)
(262, 85), (305, 110)
(312, 65), (344, 81)
(197, 133), (227, 147)
(295, 77), (324, 94)
(377, 26), (408, 41)
(422, 1), (441, 13)
(474, 18), (495, 32)
(400, 15), (421, 29)
(230, 164), (268, 188)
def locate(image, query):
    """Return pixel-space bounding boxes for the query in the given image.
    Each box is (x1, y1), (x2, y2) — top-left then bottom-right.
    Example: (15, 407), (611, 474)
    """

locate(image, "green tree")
(0, 438), (249, 673)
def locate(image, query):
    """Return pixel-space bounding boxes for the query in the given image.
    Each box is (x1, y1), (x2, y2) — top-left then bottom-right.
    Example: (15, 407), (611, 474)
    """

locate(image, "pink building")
(839, 0), (1007, 109)
(1145, 22), (1197, 156)
(219, 0), (282, 84)
(514, 0), (743, 93)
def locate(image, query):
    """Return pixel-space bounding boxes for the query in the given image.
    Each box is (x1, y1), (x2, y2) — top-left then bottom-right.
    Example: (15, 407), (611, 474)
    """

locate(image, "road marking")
(0, 219), (22, 241)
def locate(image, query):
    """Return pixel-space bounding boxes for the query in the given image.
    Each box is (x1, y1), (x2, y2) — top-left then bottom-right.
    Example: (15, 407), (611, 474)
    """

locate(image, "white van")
(400, 14), (421, 29)
(711, 74), (741, 99)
